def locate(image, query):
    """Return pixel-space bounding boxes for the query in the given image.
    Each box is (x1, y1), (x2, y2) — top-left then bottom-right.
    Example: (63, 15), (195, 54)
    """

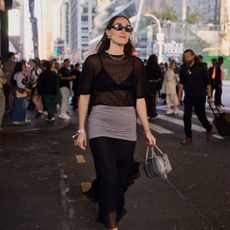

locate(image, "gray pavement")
(0, 83), (230, 230)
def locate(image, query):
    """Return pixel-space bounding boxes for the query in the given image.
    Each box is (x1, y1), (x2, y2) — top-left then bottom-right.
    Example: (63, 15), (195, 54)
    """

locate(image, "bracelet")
(77, 128), (86, 133)
(72, 129), (86, 139)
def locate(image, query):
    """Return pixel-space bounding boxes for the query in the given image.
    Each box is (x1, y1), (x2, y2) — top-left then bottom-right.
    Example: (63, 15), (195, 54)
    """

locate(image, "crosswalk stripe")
(157, 114), (224, 139)
(149, 123), (174, 134)
(157, 106), (214, 122)
(81, 182), (92, 193)
(157, 114), (205, 132)
(76, 155), (86, 164)
(137, 119), (174, 134)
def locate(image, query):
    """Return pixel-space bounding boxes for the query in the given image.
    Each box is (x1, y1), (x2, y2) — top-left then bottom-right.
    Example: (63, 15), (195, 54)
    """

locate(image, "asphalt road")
(0, 83), (230, 230)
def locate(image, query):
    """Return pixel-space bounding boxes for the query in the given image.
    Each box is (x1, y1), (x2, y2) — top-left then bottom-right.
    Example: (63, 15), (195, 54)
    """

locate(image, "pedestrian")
(208, 58), (218, 96)
(2, 52), (17, 111)
(214, 56), (224, 107)
(71, 63), (81, 111)
(58, 58), (75, 119)
(10, 62), (30, 125)
(0, 58), (6, 130)
(37, 61), (58, 122)
(75, 15), (156, 230)
(162, 61), (179, 114)
(178, 49), (213, 145)
(30, 58), (43, 118)
(145, 54), (162, 119)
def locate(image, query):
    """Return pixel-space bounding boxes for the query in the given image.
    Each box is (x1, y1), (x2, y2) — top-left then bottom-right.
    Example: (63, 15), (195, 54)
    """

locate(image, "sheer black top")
(79, 52), (146, 107)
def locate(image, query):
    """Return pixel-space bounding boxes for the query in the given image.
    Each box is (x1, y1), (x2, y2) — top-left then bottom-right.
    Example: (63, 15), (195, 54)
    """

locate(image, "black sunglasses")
(111, 23), (133, 33)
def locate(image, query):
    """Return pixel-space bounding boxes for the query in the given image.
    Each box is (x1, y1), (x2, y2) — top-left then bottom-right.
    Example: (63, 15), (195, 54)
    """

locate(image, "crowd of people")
(144, 53), (225, 120)
(0, 53), (81, 129)
(0, 51), (225, 134)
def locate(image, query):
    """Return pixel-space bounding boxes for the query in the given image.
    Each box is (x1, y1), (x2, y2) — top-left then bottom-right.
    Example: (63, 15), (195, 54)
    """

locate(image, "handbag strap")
(145, 145), (164, 160)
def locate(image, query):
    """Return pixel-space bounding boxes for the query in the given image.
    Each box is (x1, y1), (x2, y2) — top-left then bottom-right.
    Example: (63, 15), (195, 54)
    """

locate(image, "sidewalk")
(223, 80), (230, 86)
(0, 110), (75, 134)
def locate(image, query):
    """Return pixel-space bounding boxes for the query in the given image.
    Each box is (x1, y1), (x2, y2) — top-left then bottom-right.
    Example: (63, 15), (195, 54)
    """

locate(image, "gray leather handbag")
(144, 145), (172, 179)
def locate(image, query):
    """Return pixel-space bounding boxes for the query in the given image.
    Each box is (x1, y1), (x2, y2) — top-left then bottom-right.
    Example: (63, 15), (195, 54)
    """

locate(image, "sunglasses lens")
(125, 26), (133, 32)
(112, 23), (133, 32)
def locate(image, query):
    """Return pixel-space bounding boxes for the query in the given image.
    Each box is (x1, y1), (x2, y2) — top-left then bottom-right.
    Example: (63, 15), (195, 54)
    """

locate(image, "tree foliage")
(186, 12), (201, 24)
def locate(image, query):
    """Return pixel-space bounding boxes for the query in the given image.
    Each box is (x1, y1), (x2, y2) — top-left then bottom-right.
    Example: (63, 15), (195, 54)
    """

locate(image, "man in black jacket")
(178, 49), (213, 145)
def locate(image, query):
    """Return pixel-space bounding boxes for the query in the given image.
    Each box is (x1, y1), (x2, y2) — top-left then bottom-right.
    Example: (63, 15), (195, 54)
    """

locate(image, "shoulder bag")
(144, 145), (172, 179)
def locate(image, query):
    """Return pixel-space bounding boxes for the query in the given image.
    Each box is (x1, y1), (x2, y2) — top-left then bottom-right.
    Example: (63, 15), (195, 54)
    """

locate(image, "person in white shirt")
(162, 61), (179, 114)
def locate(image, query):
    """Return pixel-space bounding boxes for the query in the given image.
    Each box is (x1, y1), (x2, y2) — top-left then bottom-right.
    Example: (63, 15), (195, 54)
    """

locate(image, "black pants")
(214, 86), (222, 105)
(183, 96), (211, 139)
(89, 137), (136, 229)
(146, 91), (157, 118)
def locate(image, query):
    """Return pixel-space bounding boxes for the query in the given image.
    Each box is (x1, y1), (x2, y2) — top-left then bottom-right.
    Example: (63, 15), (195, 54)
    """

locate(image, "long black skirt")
(88, 137), (139, 228)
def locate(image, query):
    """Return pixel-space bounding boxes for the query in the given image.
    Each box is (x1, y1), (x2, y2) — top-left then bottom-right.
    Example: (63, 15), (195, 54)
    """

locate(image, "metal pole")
(145, 13), (163, 62)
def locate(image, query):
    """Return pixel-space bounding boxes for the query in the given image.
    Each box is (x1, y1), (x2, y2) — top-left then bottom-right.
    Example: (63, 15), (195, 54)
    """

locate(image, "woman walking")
(75, 15), (156, 229)
(10, 62), (30, 125)
(162, 61), (180, 114)
(145, 54), (162, 119)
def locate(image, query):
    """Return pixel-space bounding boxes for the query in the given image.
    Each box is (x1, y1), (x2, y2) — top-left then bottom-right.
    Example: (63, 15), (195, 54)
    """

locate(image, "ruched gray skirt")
(88, 105), (137, 141)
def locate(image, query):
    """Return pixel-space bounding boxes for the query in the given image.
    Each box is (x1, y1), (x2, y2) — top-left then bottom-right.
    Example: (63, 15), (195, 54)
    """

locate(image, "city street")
(0, 83), (230, 230)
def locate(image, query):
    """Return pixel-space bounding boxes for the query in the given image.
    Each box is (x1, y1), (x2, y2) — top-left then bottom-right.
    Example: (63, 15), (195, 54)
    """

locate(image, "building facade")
(69, 0), (96, 63)
(220, 0), (230, 55)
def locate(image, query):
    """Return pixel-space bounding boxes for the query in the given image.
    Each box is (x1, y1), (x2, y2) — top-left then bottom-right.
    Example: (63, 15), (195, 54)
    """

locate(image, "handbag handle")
(145, 145), (164, 161)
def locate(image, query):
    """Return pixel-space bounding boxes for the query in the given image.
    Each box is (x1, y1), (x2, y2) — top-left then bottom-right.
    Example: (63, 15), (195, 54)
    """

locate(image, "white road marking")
(137, 118), (174, 134)
(157, 114), (224, 140)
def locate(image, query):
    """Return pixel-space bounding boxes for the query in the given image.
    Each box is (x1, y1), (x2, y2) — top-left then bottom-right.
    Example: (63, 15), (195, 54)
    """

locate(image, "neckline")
(104, 51), (125, 57)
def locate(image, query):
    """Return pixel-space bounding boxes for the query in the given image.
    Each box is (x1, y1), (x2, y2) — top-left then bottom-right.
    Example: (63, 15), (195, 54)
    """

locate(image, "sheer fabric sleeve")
(134, 57), (147, 99)
(79, 56), (96, 95)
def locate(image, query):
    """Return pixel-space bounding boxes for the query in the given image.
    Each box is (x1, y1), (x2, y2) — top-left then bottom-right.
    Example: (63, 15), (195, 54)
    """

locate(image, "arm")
(59, 73), (75, 81)
(136, 98), (156, 146)
(207, 85), (212, 104)
(76, 94), (91, 150)
(178, 83), (184, 104)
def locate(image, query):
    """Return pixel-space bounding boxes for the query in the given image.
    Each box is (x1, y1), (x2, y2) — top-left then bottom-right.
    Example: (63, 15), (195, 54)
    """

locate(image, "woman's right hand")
(76, 133), (88, 150)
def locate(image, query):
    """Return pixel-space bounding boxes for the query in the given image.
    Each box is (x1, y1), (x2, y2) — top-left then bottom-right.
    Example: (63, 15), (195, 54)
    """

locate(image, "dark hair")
(198, 54), (203, 60)
(97, 15), (135, 55)
(218, 56), (224, 62)
(64, 58), (70, 63)
(42, 60), (51, 70)
(182, 49), (198, 64)
(8, 52), (15, 59)
(183, 49), (195, 56)
(211, 58), (217, 62)
(75, 63), (80, 68)
(146, 54), (158, 67)
(11, 62), (24, 86)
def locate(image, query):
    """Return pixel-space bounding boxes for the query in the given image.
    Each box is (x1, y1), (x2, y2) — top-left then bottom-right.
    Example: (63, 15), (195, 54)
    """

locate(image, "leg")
(146, 94), (154, 117)
(0, 90), (5, 127)
(183, 96), (193, 139)
(33, 95), (44, 112)
(219, 86), (223, 105)
(193, 97), (212, 131)
(44, 95), (57, 119)
(60, 87), (70, 115)
(89, 137), (136, 229)
(152, 91), (157, 117)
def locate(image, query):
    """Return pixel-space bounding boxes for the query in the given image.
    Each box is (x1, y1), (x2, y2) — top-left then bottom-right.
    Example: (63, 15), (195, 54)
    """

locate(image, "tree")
(160, 7), (178, 22)
(186, 12), (201, 24)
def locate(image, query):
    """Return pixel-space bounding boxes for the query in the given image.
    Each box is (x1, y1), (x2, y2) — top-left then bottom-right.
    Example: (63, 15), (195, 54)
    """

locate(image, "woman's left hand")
(145, 131), (156, 147)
